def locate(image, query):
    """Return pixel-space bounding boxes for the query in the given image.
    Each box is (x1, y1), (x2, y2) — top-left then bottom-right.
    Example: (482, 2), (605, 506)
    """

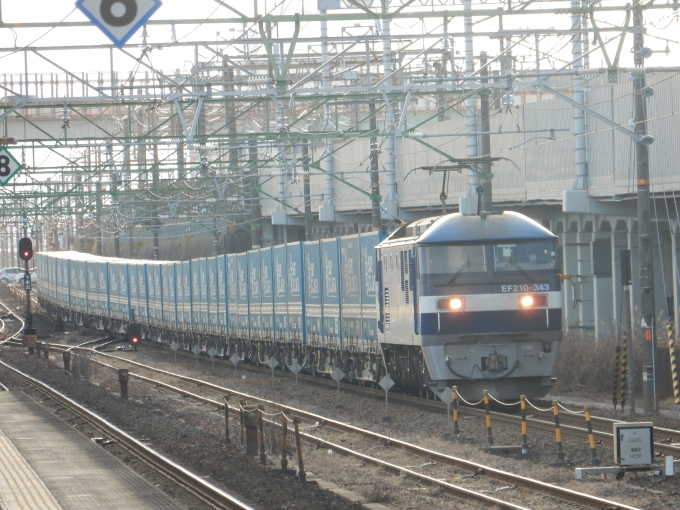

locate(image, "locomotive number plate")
(501, 284), (550, 292)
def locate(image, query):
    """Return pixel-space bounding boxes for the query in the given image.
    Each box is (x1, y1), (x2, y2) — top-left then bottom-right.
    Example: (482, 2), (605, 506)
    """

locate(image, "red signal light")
(131, 336), (139, 344)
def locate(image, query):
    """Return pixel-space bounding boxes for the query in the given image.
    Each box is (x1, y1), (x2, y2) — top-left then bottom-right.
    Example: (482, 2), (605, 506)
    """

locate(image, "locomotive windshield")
(418, 240), (557, 289)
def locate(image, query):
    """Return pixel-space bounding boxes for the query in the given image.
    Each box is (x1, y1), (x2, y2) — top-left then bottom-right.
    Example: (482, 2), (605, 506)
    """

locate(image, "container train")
(37, 211), (562, 399)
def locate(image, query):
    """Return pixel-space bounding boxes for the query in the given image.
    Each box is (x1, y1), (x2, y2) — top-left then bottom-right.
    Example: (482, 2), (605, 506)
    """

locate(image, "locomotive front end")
(378, 211), (562, 401)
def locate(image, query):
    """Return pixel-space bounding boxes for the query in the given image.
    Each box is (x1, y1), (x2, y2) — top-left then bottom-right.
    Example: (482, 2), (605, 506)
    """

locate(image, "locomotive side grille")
(400, 251), (405, 291)
(384, 287), (390, 307)
(385, 313), (390, 325)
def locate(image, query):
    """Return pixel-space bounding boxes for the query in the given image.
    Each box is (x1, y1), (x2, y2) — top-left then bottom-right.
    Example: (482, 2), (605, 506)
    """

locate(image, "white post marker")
(207, 346), (217, 371)
(0, 147), (22, 187)
(230, 353), (241, 372)
(191, 344), (201, 368)
(289, 360), (303, 386)
(667, 456), (674, 480)
(76, 0), (163, 48)
(266, 357), (279, 381)
(378, 375), (395, 422)
(331, 368), (345, 397)
(440, 387), (454, 423)
(170, 341), (180, 363)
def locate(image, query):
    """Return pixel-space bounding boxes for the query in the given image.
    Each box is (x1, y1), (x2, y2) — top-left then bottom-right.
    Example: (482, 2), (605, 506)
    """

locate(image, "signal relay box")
(614, 422), (654, 466)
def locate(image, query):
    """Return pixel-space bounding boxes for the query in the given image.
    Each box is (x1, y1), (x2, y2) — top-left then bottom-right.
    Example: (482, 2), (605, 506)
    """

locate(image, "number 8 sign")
(0, 147), (22, 187)
(76, 0), (163, 48)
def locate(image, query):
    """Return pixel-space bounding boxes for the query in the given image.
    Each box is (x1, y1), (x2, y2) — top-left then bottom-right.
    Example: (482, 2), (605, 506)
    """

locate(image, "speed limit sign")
(0, 147), (22, 187)
(76, 0), (163, 48)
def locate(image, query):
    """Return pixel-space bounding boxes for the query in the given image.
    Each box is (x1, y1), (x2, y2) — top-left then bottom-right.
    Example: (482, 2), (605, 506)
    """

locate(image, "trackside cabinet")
(614, 422), (653, 465)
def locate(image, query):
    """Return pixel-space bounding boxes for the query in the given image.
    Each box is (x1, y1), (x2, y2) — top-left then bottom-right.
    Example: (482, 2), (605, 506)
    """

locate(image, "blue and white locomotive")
(377, 211), (562, 399)
(37, 210), (561, 400)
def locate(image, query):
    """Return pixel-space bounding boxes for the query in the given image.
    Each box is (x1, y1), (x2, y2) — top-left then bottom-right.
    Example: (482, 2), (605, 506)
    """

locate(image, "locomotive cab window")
(418, 245), (486, 284)
(493, 241), (556, 272)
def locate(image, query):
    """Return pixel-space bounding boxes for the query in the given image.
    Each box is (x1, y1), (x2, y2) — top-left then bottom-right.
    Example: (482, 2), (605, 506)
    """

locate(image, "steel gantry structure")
(2, 0), (680, 414)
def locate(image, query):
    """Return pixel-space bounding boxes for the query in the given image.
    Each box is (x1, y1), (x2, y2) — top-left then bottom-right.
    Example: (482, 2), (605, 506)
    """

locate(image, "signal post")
(18, 237), (36, 354)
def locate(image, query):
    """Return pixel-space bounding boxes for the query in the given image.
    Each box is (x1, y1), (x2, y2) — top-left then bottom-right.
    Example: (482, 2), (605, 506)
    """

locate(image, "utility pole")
(303, 140), (313, 241)
(369, 100), (381, 231)
(632, 0), (656, 414)
(479, 52), (492, 213)
(249, 143), (261, 249)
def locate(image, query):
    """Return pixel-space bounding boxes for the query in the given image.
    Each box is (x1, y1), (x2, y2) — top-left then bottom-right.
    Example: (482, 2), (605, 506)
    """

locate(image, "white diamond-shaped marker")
(76, 0), (163, 48)
(207, 347), (217, 358)
(266, 357), (279, 370)
(191, 345), (201, 356)
(289, 360), (302, 374)
(439, 387), (454, 405)
(331, 368), (345, 383)
(170, 341), (180, 352)
(378, 375), (395, 392)
(230, 354), (241, 365)
(0, 148), (22, 187)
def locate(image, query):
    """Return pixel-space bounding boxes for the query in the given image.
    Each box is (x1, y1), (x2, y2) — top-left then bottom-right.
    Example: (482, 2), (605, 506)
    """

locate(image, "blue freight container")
(340, 236), (362, 351)
(359, 232), (383, 352)
(95, 261), (110, 317)
(303, 241), (322, 348)
(272, 245), (288, 342)
(226, 254), (238, 338)
(72, 258), (88, 313)
(320, 238), (341, 349)
(161, 263), (177, 330)
(198, 258), (209, 333)
(236, 253), (249, 340)
(207, 257), (219, 334)
(181, 261), (193, 331)
(56, 257), (69, 309)
(146, 263), (160, 327)
(247, 250), (262, 340)
(191, 259), (202, 332)
(217, 255), (228, 334)
(287, 242), (304, 344)
(87, 261), (97, 316)
(260, 248), (274, 341)
(137, 263), (150, 326)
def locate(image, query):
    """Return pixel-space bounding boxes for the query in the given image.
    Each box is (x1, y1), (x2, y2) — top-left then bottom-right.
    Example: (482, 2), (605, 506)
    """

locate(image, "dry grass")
(556, 331), (644, 396)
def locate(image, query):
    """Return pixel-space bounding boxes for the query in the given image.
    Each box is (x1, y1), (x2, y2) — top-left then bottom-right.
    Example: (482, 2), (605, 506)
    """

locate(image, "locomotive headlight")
(436, 297), (466, 311)
(519, 294), (548, 308)
(449, 297), (464, 310)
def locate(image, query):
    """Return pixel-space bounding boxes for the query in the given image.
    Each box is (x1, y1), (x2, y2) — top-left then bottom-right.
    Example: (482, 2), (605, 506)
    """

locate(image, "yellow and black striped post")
(668, 323), (680, 414)
(553, 401), (565, 463)
(620, 333), (628, 411)
(483, 390), (493, 445)
(612, 346), (621, 409)
(584, 406), (599, 466)
(258, 406), (266, 465)
(452, 386), (460, 436)
(239, 399), (246, 446)
(520, 395), (529, 455)
(223, 396), (231, 444)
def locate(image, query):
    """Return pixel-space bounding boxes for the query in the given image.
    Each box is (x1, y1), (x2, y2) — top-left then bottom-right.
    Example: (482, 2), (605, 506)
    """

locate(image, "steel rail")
(165, 344), (680, 455)
(0, 298), (25, 345)
(71, 349), (640, 510)
(0, 359), (255, 510)
(20, 338), (680, 458)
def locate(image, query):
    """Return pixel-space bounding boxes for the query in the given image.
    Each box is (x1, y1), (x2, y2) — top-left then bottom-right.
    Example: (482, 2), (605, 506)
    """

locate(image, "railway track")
(36, 345), (640, 510)
(0, 297), (24, 344)
(160, 342), (680, 458)
(0, 358), (254, 510)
